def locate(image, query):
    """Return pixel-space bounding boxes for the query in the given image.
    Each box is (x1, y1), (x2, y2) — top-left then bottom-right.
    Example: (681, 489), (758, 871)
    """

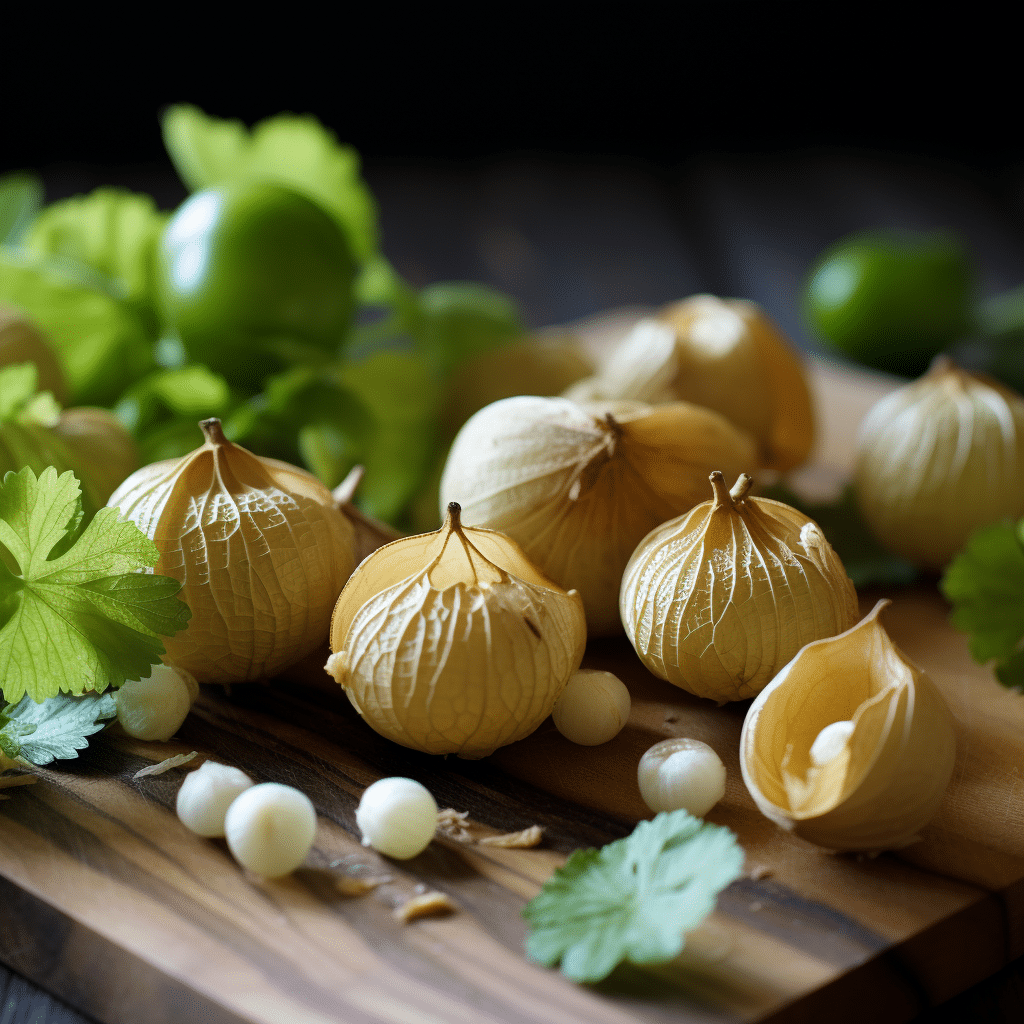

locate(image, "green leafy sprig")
(0, 690), (117, 767)
(941, 518), (1024, 691)
(0, 466), (191, 704)
(523, 810), (744, 983)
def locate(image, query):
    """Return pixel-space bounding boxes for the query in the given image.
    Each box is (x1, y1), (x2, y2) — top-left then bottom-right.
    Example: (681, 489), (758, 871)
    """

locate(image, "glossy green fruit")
(156, 183), (356, 390)
(804, 232), (973, 376)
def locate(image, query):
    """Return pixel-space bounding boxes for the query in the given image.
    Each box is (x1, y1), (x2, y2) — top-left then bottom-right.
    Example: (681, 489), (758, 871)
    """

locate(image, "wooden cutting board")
(2, 323), (1023, 1024)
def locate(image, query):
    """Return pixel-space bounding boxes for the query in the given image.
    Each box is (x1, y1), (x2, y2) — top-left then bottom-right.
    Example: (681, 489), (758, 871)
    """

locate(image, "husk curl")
(739, 600), (956, 851)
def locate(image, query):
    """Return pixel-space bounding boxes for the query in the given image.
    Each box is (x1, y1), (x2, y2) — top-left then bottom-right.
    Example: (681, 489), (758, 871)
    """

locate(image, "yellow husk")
(565, 296), (814, 471)
(109, 420), (356, 683)
(328, 505), (586, 758)
(854, 358), (1024, 569)
(739, 600), (957, 851)
(620, 472), (858, 701)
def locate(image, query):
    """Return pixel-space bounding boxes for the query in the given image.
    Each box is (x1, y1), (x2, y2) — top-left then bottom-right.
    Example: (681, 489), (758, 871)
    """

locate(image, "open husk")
(327, 503), (586, 758)
(439, 395), (757, 635)
(739, 600), (956, 852)
(109, 419), (356, 683)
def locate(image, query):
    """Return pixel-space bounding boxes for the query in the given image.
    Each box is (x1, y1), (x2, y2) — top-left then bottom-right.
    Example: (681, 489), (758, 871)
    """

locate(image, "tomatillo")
(803, 231), (973, 376)
(156, 183), (356, 389)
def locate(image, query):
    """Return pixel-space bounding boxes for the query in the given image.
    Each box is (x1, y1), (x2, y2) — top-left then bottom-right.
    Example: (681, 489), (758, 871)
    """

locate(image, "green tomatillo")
(803, 231), (973, 377)
(155, 183), (357, 390)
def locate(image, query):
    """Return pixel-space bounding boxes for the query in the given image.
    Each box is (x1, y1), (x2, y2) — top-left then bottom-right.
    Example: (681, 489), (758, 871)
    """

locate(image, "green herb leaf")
(940, 518), (1024, 691)
(762, 483), (918, 589)
(162, 104), (378, 264)
(0, 172), (44, 246)
(0, 363), (61, 429)
(523, 810), (744, 983)
(0, 466), (191, 704)
(115, 364), (234, 462)
(0, 364), (41, 422)
(412, 281), (523, 378)
(0, 690), (116, 765)
(23, 188), (168, 335)
(0, 247), (156, 406)
(338, 351), (442, 522)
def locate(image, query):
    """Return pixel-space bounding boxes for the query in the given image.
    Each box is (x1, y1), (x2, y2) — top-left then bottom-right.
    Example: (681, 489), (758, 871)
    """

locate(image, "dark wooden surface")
(3, 150), (1024, 1022)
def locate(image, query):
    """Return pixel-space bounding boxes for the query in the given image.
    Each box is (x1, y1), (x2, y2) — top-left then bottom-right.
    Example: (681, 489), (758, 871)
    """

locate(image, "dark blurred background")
(5, 15), (1022, 353)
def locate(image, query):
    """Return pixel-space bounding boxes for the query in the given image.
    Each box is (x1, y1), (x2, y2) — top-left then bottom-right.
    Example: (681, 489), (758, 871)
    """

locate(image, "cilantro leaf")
(0, 690), (116, 765)
(161, 104), (378, 264)
(0, 466), (191, 704)
(762, 483), (918, 589)
(0, 171), (43, 246)
(940, 518), (1024, 691)
(523, 810), (744, 983)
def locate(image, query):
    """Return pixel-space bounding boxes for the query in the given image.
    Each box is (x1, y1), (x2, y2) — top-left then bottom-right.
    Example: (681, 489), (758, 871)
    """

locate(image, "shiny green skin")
(156, 183), (356, 389)
(804, 232), (973, 376)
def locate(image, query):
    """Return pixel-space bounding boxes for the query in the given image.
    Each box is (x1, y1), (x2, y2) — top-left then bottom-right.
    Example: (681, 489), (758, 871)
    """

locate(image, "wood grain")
(2, 344), (1023, 1024)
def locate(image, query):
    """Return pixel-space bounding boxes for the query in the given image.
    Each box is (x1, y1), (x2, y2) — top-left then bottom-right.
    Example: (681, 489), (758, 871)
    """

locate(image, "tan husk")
(739, 600), (956, 851)
(620, 472), (858, 701)
(327, 503), (586, 758)
(108, 419), (356, 683)
(439, 395), (757, 636)
(854, 357), (1024, 569)
(564, 296), (814, 471)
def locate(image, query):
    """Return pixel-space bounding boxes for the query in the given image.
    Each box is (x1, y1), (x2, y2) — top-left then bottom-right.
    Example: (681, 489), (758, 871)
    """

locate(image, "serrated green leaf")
(0, 690), (116, 765)
(161, 104), (377, 263)
(523, 810), (744, 983)
(0, 467), (190, 703)
(0, 247), (156, 406)
(940, 519), (1024, 690)
(0, 172), (44, 246)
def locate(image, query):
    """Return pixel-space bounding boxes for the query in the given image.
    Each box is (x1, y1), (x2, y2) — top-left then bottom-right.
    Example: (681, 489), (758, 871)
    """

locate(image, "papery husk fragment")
(739, 600), (956, 852)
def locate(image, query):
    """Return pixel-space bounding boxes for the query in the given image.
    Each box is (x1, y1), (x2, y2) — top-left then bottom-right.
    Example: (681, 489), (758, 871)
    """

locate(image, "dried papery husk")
(109, 419), (356, 683)
(326, 503), (586, 758)
(739, 600), (956, 851)
(854, 357), (1024, 569)
(565, 297), (814, 472)
(620, 472), (858, 702)
(439, 395), (757, 636)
